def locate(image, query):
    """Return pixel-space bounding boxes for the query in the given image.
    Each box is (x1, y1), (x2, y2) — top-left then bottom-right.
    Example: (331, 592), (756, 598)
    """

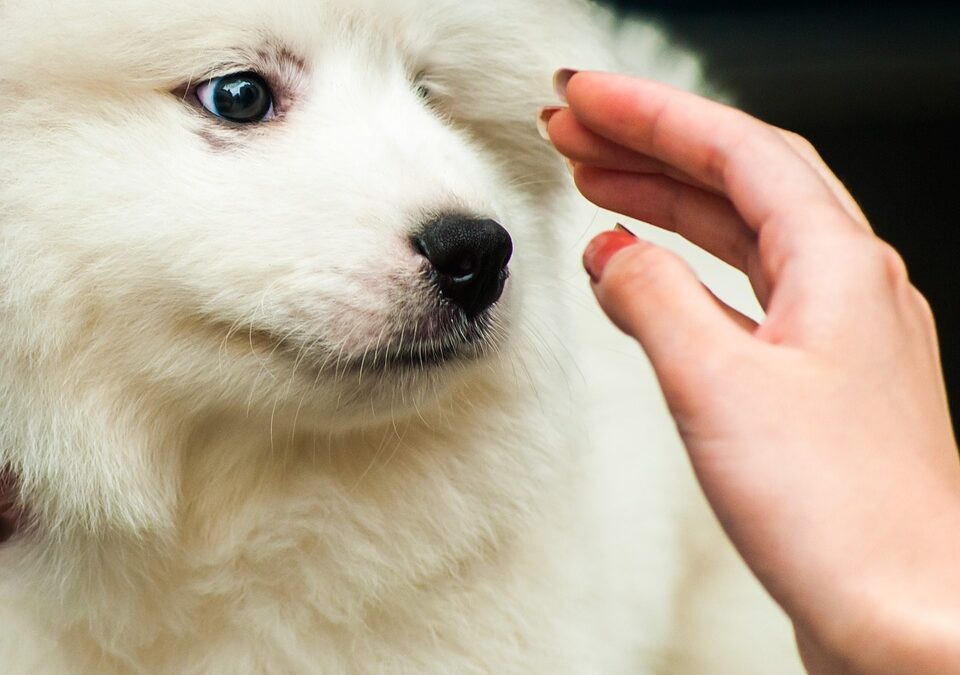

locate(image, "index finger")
(562, 72), (859, 239)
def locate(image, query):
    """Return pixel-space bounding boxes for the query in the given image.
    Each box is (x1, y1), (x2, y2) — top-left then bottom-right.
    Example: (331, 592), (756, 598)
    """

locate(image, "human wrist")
(796, 510), (960, 674)
(800, 596), (960, 675)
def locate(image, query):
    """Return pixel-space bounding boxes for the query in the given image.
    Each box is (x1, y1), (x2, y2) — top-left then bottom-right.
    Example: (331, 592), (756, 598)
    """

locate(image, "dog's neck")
(2, 346), (583, 668)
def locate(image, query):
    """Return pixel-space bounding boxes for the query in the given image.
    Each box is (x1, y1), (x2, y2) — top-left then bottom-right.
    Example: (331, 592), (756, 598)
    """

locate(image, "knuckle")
(875, 240), (909, 286)
(783, 130), (818, 157)
(910, 287), (937, 328)
(700, 140), (727, 187)
(848, 237), (909, 288)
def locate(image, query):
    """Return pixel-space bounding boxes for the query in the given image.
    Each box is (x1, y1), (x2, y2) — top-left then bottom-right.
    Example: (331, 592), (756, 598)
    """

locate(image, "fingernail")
(583, 229), (641, 283)
(614, 223), (638, 238)
(536, 106), (564, 142)
(553, 68), (578, 103)
(564, 158), (576, 177)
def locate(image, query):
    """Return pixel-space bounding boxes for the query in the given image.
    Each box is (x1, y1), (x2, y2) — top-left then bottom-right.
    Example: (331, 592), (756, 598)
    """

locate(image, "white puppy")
(0, 0), (804, 672)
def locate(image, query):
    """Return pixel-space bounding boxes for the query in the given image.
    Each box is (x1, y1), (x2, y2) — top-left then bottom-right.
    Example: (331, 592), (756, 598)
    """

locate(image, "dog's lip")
(341, 309), (496, 373)
(348, 340), (477, 372)
(206, 304), (498, 374)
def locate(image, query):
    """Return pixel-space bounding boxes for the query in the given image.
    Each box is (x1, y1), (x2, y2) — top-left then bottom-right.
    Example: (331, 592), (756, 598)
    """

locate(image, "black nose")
(413, 216), (513, 318)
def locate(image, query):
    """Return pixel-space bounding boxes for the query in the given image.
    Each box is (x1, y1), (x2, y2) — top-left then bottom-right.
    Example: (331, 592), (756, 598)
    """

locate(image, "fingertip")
(588, 240), (683, 341)
(564, 71), (664, 114)
(594, 239), (682, 303)
(583, 229), (642, 284)
(588, 239), (746, 364)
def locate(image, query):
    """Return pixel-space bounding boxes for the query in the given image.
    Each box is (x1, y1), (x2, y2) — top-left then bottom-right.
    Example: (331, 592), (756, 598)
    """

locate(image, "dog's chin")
(278, 309), (507, 430)
(194, 303), (509, 429)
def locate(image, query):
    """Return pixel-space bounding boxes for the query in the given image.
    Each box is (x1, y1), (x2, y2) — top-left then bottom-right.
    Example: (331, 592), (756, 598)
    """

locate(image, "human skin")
(540, 70), (960, 674)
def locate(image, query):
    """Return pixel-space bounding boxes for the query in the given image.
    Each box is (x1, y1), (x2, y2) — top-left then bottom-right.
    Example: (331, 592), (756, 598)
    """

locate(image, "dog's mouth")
(211, 301), (502, 377)
(362, 313), (496, 370)
(339, 306), (499, 374)
(351, 340), (473, 371)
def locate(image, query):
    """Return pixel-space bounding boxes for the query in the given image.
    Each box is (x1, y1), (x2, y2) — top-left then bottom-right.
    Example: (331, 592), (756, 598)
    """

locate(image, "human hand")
(540, 70), (960, 674)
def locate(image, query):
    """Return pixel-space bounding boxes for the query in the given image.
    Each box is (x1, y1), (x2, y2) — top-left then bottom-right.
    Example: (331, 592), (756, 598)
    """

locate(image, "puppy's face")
(0, 0), (574, 433)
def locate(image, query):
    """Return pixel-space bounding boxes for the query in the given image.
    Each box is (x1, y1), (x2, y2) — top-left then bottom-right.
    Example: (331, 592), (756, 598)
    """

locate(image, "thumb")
(583, 228), (749, 406)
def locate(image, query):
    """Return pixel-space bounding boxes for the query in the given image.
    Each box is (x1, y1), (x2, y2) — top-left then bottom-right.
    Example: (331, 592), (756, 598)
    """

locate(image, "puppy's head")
(0, 0), (597, 532)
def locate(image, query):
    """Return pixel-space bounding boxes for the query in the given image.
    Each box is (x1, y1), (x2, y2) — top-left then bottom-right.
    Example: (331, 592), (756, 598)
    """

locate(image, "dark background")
(606, 1), (960, 424)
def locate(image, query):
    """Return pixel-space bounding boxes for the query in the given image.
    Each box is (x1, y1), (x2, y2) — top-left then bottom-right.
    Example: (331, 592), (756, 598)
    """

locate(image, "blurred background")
(605, 1), (960, 424)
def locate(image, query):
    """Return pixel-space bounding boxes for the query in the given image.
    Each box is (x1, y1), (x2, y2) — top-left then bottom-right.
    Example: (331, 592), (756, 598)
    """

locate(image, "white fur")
(0, 0), (804, 672)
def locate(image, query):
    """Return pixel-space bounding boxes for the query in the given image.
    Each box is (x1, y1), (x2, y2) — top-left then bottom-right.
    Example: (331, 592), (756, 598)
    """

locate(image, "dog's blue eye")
(196, 72), (275, 124)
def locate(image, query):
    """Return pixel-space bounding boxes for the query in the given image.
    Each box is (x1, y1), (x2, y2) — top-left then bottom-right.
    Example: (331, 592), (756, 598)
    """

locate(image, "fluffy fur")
(0, 0), (804, 672)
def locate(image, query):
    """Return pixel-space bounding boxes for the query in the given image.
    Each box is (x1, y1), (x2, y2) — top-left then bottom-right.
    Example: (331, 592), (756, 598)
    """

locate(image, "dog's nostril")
(413, 215), (513, 318)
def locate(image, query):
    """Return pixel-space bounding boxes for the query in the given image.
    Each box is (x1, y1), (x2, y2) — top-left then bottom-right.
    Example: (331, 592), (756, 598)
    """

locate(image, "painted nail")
(614, 223), (638, 238)
(583, 229), (640, 283)
(553, 68), (578, 103)
(536, 106), (564, 141)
